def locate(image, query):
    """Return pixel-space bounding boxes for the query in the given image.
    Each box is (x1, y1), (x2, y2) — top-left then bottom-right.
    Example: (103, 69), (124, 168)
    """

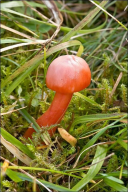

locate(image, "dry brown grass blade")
(44, 0), (63, 25)
(1, 106), (27, 116)
(0, 135), (32, 165)
(1, 24), (36, 40)
(1, 40), (46, 53)
(1, 49), (39, 57)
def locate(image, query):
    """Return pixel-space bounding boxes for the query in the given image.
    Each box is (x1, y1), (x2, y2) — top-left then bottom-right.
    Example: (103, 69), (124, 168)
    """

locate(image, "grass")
(1, 0), (128, 192)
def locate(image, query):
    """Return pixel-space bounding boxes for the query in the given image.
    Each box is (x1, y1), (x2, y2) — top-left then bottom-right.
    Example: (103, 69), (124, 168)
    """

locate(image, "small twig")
(0, 156), (52, 192)
(0, 24), (36, 41)
(1, 49), (39, 57)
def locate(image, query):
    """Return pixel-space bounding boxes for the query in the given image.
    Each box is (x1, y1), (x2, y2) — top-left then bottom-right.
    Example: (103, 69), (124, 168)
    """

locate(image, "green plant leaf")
(117, 139), (127, 151)
(70, 113), (126, 132)
(5, 169), (75, 192)
(5, 168), (22, 182)
(90, 0), (128, 31)
(2, 57), (20, 67)
(18, 108), (41, 133)
(14, 22), (38, 37)
(2, 8), (44, 25)
(104, 177), (127, 191)
(100, 173), (124, 184)
(23, 23), (52, 33)
(79, 114), (127, 159)
(7, 166), (81, 179)
(115, 127), (127, 136)
(95, 170), (128, 179)
(72, 145), (108, 191)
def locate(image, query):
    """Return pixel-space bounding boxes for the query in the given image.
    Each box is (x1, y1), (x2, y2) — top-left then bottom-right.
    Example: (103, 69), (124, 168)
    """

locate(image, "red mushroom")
(24, 55), (91, 139)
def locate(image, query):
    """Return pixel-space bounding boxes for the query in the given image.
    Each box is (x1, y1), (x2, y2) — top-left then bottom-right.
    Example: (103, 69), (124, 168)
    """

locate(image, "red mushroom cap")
(46, 55), (91, 94)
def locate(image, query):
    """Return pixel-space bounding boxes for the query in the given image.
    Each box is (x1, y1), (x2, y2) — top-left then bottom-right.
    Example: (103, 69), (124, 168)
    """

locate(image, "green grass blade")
(14, 22), (38, 37)
(2, 56), (20, 67)
(72, 145), (108, 191)
(60, 1), (107, 43)
(79, 114), (127, 159)
(117, 139), (127, 151)
(2, 166), (22, 182)
(1, 128), (34, 159)
(2, 8), (45, 25)
(95, 170), (128, 179)
(116, 127), (127, 136)
(8, 166), (81, 179)
(70, 113), (126, 132)
(90, 0), (128, 31)
(18, 108), (43, 133)
(100, 173), (124, 184)
(6, 169), (75, 192)
(104, 177), (127, 191)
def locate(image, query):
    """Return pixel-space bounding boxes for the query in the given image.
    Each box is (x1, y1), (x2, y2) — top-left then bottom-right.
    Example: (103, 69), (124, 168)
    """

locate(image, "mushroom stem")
(24, 92), (73, 139)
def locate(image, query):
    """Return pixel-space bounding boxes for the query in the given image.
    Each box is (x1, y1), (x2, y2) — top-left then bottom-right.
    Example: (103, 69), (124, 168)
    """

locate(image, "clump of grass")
(1, 1), (127, 192)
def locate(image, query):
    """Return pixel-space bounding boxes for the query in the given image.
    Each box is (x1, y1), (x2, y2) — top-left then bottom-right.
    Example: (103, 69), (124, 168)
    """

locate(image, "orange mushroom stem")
(24, 55), (91, 139)
(24, 93), (72, 138)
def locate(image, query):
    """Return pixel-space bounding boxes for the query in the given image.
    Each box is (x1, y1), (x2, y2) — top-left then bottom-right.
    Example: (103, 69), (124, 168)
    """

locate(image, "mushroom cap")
(46, 55), (91, 94)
